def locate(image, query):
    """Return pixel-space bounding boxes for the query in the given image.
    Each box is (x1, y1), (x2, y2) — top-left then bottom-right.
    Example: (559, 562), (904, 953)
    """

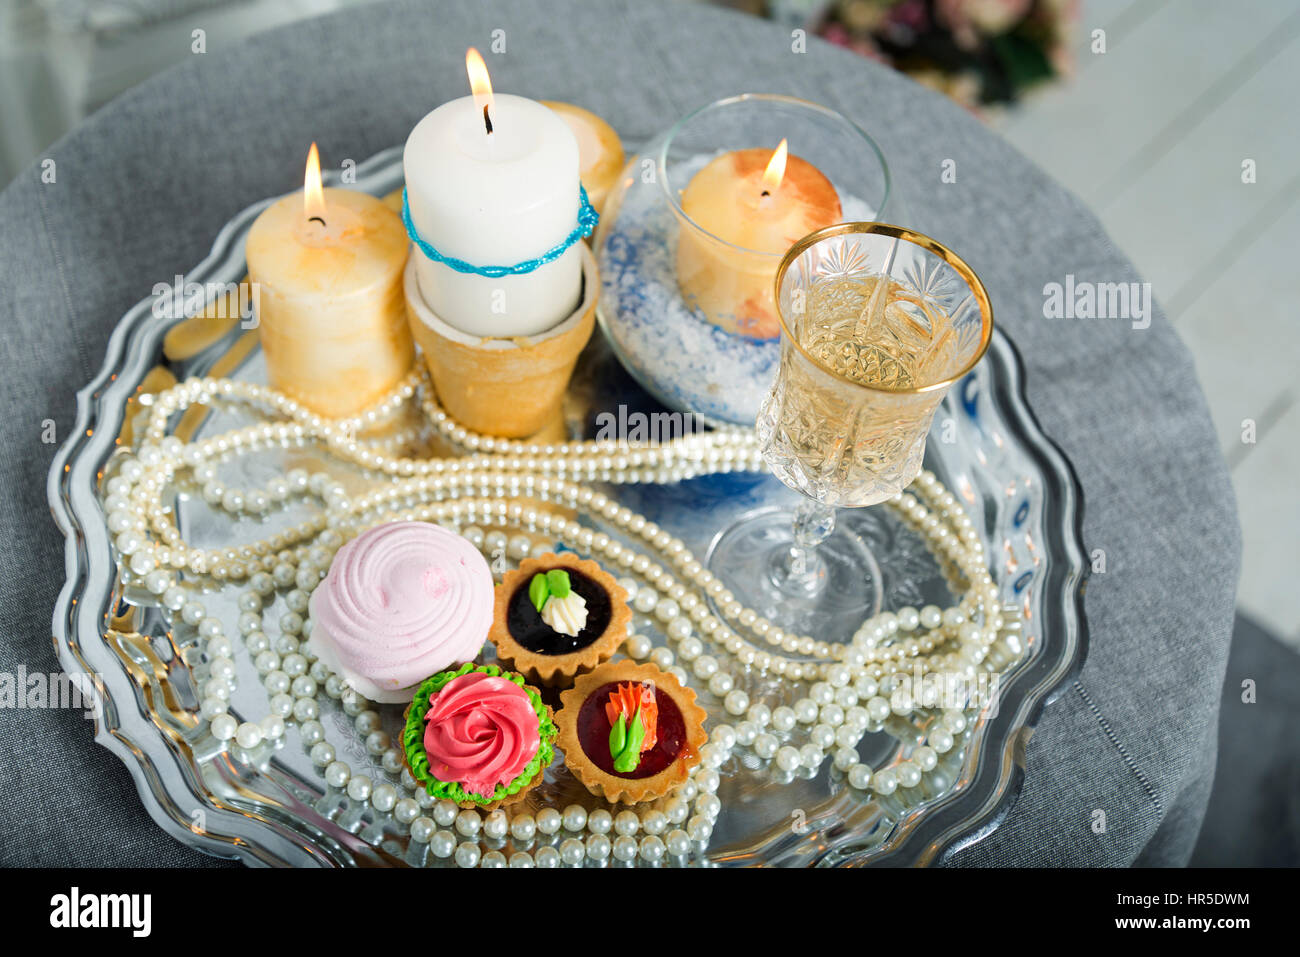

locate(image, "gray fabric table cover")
(0, 0), (1239, 867)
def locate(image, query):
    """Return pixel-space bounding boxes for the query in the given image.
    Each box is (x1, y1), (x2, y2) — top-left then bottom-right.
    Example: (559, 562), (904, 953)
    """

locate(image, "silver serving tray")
(48, 146), (1088, 867)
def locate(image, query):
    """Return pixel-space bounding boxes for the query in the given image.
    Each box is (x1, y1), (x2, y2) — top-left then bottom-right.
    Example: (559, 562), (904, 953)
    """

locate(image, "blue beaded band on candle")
(401, 185), (598, 278)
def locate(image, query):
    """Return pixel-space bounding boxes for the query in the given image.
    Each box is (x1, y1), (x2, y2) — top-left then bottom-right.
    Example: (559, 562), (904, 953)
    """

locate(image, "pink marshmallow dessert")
(307, 521), (494, 703)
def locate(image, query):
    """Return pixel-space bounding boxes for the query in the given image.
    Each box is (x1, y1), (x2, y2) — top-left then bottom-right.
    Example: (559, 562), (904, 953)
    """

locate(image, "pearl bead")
(585, 833), (611, 861)
(686, 815), (713, 841)
(639, 835), (666, 863)
(210, 714), (236, 740)
(665, 829), (691, 857)
(561, 804), (588, 832)
(913, 745), (938, 771)
(370, 783), (398, 813)
(510, 813), (537, 842)
(776, 746), (801, 772)
(587, 809), (612, 835)
(896, 761), (922, 788)
(691, 655), (718, 680)
(324, 761), (350, 789)
(613, 810), (639, 837)
(735, 720), (759, 746)
(429, 831), (455, 858)
(536, 807), (562, 835)
(433, 800), (458, 827)
(942, 709), (968, 733)
(410, 817), (435, 843)
(771, 706), (796, 732)
(928, 727), (955, 753)
(872, 768), (898, 795)
(482, 809), (509, 841)
(234, 722), (262, 749)
(534, 845), (561, 868)
(454, 842), (481, 868)
(866, 696), (891, 722)
(394, 798), (420, 824)
(810, 724), (835, 750)
(625, 634), (653, 659)
(454, 809), (481, 837)
(346, 775), (372, 802)
(754, 733), (778, 759)
(509, 852), (534, 868)
(799, 744), (824, 769)
(612, 835), (638, 862)
(559, 838), (586, 866)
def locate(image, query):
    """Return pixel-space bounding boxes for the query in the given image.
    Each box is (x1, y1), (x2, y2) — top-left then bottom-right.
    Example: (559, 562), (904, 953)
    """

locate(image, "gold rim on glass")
(773, 222), (994, 395)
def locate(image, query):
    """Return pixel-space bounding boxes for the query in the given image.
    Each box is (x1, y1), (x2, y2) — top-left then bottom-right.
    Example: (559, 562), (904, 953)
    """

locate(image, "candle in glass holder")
(676, 140), (841, 339)
(246, 143), (412, 417)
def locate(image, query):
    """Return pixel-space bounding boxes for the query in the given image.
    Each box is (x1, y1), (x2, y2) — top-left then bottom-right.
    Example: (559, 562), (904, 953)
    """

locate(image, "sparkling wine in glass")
(708, 223), (993, 641)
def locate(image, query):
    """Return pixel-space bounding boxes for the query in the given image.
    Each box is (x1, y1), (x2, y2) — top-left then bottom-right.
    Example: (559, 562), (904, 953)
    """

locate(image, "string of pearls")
(103, 367), (1022, 867)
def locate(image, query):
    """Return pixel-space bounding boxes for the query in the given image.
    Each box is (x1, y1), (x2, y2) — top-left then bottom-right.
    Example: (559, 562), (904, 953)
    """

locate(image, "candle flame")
(303, 142), (327, 222)
(762, 138), (788, 193)
(466, 47), (495, 131)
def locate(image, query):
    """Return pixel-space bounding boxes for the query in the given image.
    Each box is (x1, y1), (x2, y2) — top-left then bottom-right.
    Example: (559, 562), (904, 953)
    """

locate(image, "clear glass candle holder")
(708, 223), (993, 639)
(594, 94), (896, 424)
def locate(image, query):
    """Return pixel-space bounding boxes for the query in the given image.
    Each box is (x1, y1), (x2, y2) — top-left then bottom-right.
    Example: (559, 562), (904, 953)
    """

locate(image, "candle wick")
(308, 216), (327, 227)
(483, 104), (493, 135)
(760, 190), (771, 198)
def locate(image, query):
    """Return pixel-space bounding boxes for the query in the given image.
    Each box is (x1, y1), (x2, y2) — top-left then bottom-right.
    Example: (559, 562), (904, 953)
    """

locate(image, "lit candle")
(246, 143), (412, 417)
(542, 101), (624, 218)
(404, 49), (583, 337)
(676, 139), (842, 339)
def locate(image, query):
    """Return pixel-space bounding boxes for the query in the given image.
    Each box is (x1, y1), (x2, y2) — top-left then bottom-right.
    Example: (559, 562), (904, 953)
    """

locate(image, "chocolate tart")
(489, 552), (630, 687)
(401, 662), (556, 811)
(556, 660), (708, 805)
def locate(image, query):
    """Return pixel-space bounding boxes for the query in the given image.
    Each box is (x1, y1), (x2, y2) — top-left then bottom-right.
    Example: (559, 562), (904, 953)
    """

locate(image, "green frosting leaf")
(546, 568), (571, 598)
(609, 712), (627, 758)
(528, 573), (549, 613)
(612, 704), (646, 773)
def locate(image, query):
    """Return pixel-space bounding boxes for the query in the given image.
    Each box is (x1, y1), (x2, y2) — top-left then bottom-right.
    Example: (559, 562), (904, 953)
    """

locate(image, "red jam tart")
(556, 660), (707, 804)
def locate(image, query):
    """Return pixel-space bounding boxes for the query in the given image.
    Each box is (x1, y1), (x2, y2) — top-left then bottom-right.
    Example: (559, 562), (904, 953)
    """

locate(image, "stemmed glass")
(706, 223), (994, 642)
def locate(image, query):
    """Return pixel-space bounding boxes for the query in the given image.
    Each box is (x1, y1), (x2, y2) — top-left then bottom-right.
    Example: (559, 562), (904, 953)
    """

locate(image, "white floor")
(994, 0), (1300, 648)
(3, 0), (1294, 644)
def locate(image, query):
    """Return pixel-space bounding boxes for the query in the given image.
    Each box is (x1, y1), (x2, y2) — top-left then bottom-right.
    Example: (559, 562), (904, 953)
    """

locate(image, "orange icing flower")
(606, 682), (658, 752)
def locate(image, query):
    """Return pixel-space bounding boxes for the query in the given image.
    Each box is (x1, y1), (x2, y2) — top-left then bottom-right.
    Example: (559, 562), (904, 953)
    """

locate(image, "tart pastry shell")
(556, 660), (708, 805)
(489, 552), (630, 687)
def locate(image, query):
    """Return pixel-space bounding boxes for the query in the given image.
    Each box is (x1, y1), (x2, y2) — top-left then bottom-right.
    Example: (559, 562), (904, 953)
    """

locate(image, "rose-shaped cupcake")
(402, 663), (556, 810)
(307, 521), (494, 703)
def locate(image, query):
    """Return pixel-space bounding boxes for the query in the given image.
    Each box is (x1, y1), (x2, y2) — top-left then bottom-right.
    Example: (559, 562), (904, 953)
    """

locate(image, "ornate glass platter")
(49, 146), (1088, 867)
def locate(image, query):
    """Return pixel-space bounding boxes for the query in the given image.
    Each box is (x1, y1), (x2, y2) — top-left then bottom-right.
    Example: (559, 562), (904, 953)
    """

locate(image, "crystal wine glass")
(706, 223), (993, 641)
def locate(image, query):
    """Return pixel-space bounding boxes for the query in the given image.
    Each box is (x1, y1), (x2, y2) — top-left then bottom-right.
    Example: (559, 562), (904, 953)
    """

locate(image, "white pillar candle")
(403, 51), (583, 338)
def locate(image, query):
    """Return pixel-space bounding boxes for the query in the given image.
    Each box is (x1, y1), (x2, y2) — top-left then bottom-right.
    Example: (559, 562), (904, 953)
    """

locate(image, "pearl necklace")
(103, 367), (1021, 867)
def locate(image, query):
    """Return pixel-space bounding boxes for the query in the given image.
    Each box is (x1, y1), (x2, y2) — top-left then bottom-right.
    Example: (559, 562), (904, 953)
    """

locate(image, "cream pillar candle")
(542, 101), (624, 218)
(676, 140), (842, 340)
(246, 144), (412, 417)
(403, 49), (583, 338)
